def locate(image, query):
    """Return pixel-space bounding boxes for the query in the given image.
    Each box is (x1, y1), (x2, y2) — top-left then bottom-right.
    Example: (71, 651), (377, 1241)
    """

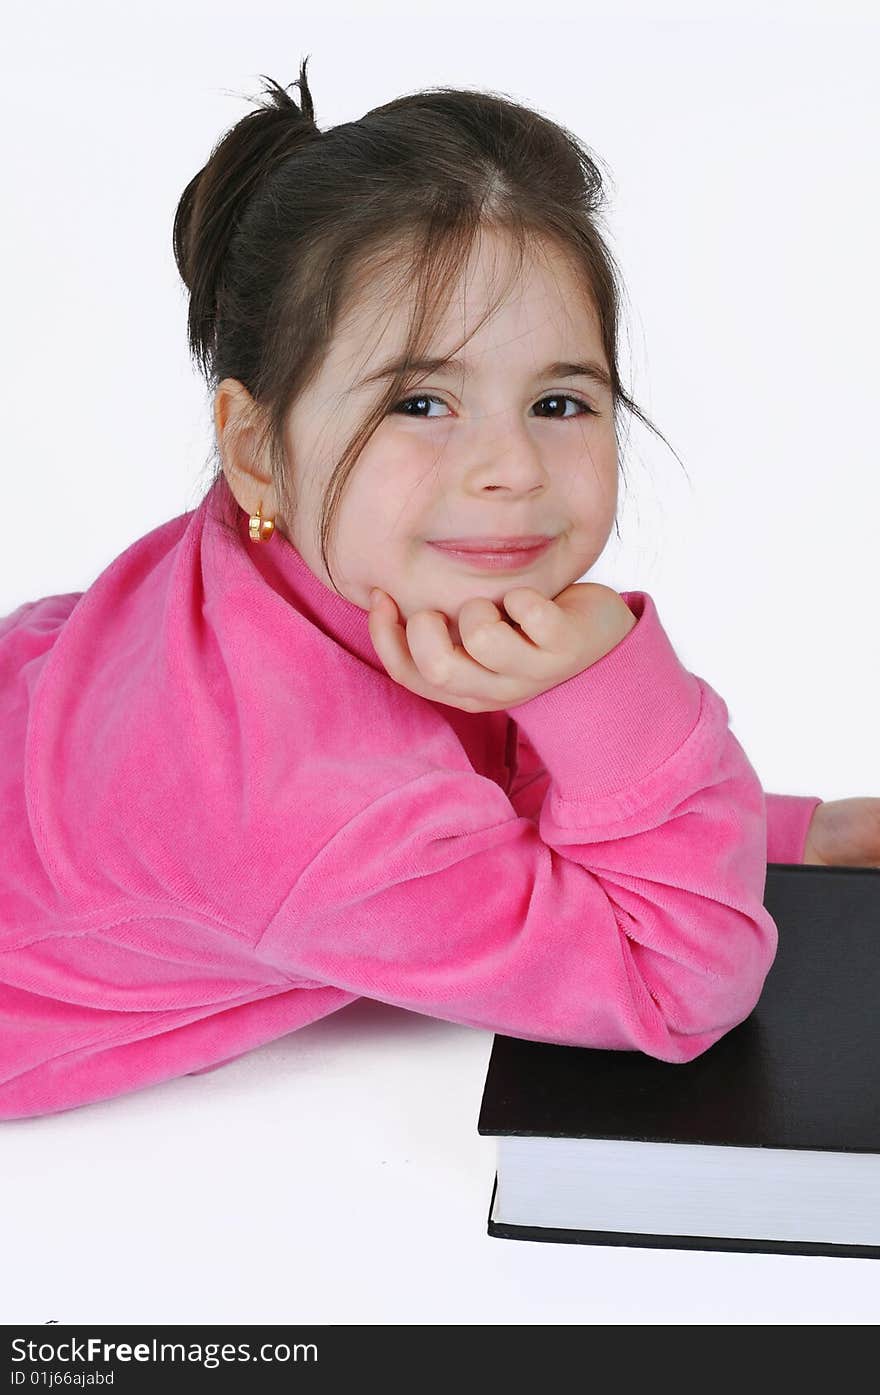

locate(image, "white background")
(1, 0), (878, 1325)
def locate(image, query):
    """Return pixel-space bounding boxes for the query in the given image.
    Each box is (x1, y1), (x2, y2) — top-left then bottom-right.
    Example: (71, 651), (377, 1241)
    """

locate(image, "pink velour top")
(0, 475), (822, 1119)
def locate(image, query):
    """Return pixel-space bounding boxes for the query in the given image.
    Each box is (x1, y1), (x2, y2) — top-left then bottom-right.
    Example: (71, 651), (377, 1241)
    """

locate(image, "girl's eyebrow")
(356, 355), (613, 391)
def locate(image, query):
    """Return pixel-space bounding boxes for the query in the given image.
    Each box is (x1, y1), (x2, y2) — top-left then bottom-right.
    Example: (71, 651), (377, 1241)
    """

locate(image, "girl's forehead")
(327, 254), (602, 384)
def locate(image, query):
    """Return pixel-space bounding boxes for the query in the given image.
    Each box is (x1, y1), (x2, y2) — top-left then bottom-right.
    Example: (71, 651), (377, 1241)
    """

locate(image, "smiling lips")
(427, 535), (557, 571)
(431, 534), (553, 550)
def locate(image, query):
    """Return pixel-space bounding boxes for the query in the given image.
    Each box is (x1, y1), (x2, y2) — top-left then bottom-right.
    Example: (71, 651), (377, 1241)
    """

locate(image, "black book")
(477, 863), (880, 1260)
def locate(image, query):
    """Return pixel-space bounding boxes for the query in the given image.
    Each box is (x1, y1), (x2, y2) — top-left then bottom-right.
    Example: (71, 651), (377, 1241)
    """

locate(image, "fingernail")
(369, 588), (381, 610)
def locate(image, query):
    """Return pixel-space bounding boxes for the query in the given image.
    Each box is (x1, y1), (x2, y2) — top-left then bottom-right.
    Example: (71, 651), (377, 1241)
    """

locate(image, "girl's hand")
(366, 582), (637, 714)
(802, 797), (880, 869)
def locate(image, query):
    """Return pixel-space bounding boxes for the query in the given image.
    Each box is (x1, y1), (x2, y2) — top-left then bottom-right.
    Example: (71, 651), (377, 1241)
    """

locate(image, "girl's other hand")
(802, 797), (880, 869)
(366, 581), (637, 714)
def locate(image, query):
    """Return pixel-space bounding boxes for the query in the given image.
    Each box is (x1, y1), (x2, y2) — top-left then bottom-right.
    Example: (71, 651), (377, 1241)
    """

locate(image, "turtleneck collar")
(204, 477), (514, 785)
(213, 473), (386, 677)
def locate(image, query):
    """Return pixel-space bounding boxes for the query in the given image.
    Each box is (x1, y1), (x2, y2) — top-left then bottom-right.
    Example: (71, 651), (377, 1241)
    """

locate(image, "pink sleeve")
(506, 718), (551, 822)
(510, 741), (823, 867)
(765, 792), (824, 864)
(256, 591), (779, 1065)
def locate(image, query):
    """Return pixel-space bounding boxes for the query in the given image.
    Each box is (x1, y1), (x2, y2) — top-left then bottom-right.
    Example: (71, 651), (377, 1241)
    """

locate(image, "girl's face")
(222, 229), (620, 646)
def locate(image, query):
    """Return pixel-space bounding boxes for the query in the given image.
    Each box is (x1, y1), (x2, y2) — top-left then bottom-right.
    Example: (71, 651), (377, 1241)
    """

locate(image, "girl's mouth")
(426, 537), (555, 571)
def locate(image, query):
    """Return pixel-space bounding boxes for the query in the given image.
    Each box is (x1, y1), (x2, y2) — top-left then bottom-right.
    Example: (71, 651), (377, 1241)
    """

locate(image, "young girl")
(2, 59), (876, 1122)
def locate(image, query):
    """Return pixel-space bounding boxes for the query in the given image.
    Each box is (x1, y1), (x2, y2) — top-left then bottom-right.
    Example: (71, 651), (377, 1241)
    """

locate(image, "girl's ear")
(214, 377), (277, 516)
(214, 377), (259, 464)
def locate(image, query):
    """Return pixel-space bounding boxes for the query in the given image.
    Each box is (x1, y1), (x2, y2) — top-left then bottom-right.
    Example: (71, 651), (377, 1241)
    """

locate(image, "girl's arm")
(254, 591), (779, 1065)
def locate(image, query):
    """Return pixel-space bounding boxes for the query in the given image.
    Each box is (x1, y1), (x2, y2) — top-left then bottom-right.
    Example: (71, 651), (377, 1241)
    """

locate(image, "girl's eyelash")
(391, 392), (597, 418)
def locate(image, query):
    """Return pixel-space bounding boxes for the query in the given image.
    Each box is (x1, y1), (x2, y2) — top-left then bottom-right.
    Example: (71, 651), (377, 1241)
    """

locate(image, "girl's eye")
(390, 392), (597, 419)
(532, 394), (597, 419)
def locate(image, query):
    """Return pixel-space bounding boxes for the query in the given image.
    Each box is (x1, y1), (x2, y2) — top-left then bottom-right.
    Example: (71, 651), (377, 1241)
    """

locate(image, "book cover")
(478, 863), (880, 1258)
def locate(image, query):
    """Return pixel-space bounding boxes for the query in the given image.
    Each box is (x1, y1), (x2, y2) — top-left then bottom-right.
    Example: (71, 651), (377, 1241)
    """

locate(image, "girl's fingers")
(404, 609), (468, 687)
(501, 587), (565, 650)
(368, 591), (534, 706)
(368, 593), (473, 701)
(405, 609), (528, 701)
(455, 597), (532, 674)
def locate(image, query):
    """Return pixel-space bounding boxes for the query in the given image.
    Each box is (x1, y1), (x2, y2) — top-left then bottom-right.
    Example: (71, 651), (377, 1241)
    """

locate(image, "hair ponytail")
(172, 57), (318, 380)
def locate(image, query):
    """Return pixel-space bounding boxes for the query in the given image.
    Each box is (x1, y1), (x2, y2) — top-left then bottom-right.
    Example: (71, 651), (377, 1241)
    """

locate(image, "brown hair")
(173, 55), (683, 590)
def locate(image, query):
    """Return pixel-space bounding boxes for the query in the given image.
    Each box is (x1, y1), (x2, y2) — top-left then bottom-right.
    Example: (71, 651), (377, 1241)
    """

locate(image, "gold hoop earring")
(248, 500), (275, 543)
